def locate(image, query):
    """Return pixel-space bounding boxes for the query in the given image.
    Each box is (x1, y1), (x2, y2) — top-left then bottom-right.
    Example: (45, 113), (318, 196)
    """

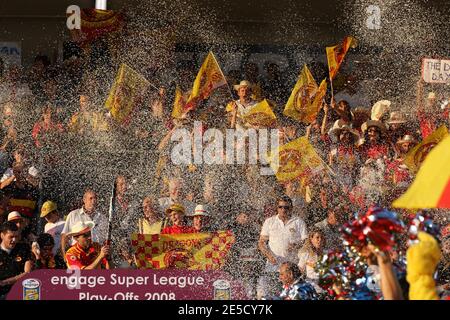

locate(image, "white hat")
(233, 80), (253, 91)
(68, 221), (95, 237)
(371, 100), (391, 121)
(361, 120), (387, 133)
(189, 205), (210, 217)
(7, 211), (22, 222)
(386, 111), (407, 125)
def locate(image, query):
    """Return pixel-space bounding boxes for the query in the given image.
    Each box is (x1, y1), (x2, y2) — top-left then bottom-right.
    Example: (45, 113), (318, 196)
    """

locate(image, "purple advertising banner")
(7, 270), (248, 300)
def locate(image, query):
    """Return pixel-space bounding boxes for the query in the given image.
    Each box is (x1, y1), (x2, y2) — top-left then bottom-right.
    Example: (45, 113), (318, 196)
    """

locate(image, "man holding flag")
(226, 80), (259, 129)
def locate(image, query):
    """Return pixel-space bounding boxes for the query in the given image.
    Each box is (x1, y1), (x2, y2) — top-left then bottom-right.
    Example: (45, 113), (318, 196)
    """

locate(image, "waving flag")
(131, 231), (235, 270)
(105, 64), (150, 125)
(403, 125), (448, 173)
(326, 36), (357, 80)
(185, 52), (227, 112)
(393, 135), (450, 209)
(242, 99), (277, 127)
(267, 136), (327, 182)
(284, 65), (327, 124)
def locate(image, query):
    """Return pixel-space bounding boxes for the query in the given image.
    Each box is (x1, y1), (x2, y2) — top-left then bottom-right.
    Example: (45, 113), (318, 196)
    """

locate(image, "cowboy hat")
(40, 200), (58, 218)
(68, 221), (95, 237)
(396, 135), (416, 145)
(361, 120), (386, 133)
(7, 211), (22, 222)
(233, 80), (253, 91)
(188, 204), (210, 218)
(386, 111), (407, 125)
(371, 100), (391, 121)
(165, 203), (186, 216)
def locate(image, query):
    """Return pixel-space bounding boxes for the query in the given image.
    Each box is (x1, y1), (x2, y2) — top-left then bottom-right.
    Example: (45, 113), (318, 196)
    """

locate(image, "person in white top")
(298, 227), (326, 293)
(60, 189), (107, 257)
(257, 195), (308, 299)
(226, 80), (259, 129)
(40, 200), (65, 257)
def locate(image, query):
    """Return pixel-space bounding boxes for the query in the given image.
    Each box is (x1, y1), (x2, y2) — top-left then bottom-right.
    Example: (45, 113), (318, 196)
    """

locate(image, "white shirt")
(44, 220), (65, 256)
(61, 208), (108, 245)
(234, 99), (258, 130)
(260, 214), (308, 272)
(298, 250), (319, 280)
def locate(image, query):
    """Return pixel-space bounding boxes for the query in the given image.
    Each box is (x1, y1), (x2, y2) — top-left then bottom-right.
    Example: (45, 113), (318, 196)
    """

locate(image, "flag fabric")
(403, 125), (449, 173)
(393, 135), (450, 209)
(267, 136), (327, 182)
(70, 9), (125, 44)
(326, 36), (357, 80)
(171, 86), (187, 119)
(131, 231), (235, 270)
(185, 52), (227, 112)
(283, 65), (327, 124)
(242, 99), (277, 127)
(105, 64), (150, 125)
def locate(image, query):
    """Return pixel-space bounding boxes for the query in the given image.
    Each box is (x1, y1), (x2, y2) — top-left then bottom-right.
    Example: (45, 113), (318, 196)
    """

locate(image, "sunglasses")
(278, 205), (291, 209)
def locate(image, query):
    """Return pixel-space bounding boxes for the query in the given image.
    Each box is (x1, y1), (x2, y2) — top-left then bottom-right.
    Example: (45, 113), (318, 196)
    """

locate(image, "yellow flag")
(185, 51), (227, 112)
(105, 64), (150, 124)
(283, 65), (327, 124)
(403, 125), (449, 173)
(326, 36), (357, 80)
(242, 99), (277, 127)
(131, 231), (235, 270)
(393, 135), (450, 209)
(171, 86), (187, 119)
(268, 136), (327, 182)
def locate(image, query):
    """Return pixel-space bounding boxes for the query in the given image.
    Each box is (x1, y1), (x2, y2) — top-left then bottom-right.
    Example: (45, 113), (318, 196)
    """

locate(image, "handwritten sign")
(422, 58), (450, 84)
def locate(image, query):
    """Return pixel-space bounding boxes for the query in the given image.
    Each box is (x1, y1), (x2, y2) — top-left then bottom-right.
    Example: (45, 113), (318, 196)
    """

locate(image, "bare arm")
(60, 234), (68, 261)
(369, 245), (404, 300)
(157, 127), (177, 151)
(83, 246), (109, 270)
(258, 235), (277, 265)
(321, 102), (329, 136)
(0, 260), (33, 286)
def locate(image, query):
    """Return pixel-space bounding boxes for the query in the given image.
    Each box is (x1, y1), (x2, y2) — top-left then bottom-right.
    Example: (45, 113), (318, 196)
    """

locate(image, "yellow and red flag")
(403, 125), (448, 173)
(393, 135), (450, 209)
(131, 231), (235, 270)
(242, 99), (277, 127)
(267, 136), (327, 183)
(284, 65), (327, 124)
(69, 9), (125, 45)
(185, 52), (227, 112)
(171, 86), (188, 119)
(326, 36), (357, 80)
(105, 64), (150, 125)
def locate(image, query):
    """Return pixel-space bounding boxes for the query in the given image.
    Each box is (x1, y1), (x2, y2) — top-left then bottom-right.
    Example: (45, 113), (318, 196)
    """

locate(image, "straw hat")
(233, 80), (252, 91)
(361, 120), (386, 133)
(396, 135), (416, 145)
(188, 204), (210, 218)
(371, 100), (391, 121)
(40, 200), (58, 218)
(386, 112), (407, 125)
(165, 203), (186, 216)
(338, 125), (360, 142)
(68, 221), (95, 237)
(7, 211), (22, 222)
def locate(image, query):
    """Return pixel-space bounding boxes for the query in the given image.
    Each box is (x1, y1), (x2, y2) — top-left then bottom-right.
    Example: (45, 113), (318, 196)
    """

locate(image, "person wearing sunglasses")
(257, 195), (308, 299)
(65, 221), (110, 270)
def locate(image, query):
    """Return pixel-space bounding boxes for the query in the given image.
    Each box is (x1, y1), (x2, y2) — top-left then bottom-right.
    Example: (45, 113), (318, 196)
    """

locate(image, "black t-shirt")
(0, 242), (31, 296)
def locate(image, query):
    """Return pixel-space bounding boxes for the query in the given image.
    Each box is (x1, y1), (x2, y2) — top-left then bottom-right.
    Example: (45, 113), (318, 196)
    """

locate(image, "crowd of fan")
(0, 52), (449, 300)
